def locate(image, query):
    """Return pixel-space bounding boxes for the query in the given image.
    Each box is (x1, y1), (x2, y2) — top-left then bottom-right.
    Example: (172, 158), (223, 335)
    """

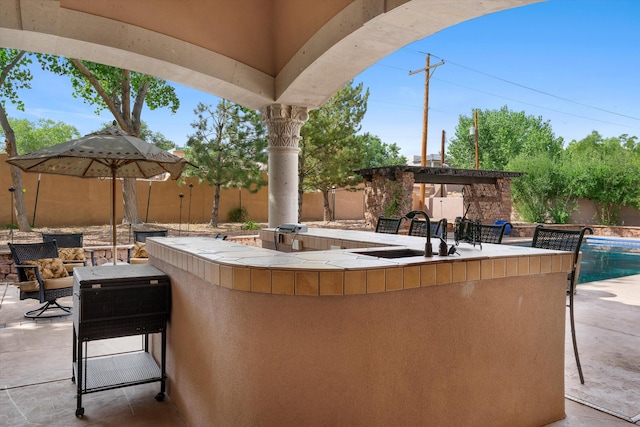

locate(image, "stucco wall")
(1, 154), (364, 226)
(157, 259), (566, 427)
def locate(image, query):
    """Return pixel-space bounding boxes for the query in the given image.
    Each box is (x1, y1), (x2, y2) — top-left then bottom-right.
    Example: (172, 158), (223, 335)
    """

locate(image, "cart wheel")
(75, 407), (84, 417)
(155, 392), (165, 402)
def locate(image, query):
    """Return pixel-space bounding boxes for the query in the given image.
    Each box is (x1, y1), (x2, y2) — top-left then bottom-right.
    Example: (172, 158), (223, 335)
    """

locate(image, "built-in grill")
(72, 264), (170, 417)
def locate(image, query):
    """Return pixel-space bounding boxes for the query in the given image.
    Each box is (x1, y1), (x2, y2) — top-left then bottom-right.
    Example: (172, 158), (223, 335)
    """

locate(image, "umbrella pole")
(112, 168), (117, 265)
(145, 180), (152, 223)
(32, 174), (41, 227)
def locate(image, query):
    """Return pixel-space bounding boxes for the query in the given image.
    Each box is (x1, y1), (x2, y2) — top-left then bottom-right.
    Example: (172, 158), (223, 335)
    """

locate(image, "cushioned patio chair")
(128, 229), (169, 264)
(532, 225), (593, 384)
(375, 216), (402, 234)
(8, 241), (74, 318)
(42, 232), (95, 274)
(408, 218), (447, 239)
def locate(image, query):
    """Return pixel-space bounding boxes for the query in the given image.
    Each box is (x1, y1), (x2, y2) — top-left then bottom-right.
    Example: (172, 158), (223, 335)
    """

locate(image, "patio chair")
(532, 225), (593, 384)
(375, 216), (402, 234)
(8, 241), (74, 318)
(408, 218), (447, 239)
(478, 222), (511, 244)
(42, 232), (95, 274)
(128, 229), (169, 264)
(454, 218), (482, 247)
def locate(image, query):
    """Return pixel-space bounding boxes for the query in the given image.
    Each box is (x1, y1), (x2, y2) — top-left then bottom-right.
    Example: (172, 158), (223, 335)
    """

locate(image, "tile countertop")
(146, 227), (568, 271)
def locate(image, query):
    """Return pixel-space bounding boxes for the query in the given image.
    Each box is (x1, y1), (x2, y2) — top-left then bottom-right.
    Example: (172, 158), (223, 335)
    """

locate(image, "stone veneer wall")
(363, 171), (414, 228)
(462, 178), (513, 223)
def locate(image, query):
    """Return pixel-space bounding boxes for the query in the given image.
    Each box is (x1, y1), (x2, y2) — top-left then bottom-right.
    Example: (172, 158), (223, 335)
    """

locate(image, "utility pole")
(474, 109), (479, 170)
(409, 54), (444, 210)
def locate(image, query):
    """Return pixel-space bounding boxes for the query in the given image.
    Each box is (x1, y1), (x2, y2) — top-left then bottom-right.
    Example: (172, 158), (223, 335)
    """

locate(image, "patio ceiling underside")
(0, 0), (542, 110)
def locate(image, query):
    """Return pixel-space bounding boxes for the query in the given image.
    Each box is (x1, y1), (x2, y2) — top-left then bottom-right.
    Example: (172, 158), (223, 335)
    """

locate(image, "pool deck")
(1, 274), (639, 426)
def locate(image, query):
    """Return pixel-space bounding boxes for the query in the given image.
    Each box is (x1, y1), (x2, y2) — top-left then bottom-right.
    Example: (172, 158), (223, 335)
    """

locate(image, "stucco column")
(260, 104), (309, 227)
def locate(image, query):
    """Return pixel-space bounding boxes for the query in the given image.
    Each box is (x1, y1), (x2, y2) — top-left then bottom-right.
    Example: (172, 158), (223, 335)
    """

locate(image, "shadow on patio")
(1, 275), (639, 426)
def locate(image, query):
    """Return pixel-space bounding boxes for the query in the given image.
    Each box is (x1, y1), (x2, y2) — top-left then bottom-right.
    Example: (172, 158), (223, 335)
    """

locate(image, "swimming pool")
(578, 236), (640, 284)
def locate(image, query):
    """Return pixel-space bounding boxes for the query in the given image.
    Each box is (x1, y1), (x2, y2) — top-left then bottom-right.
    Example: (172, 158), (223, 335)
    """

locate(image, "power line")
(414, 51), (640, 122)
(371, 56), (640, 132)
(433, 77), (640, 131)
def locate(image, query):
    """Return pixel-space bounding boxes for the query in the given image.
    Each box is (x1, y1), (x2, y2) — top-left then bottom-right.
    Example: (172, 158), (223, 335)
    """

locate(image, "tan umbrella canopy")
(6, 126), (191, 264)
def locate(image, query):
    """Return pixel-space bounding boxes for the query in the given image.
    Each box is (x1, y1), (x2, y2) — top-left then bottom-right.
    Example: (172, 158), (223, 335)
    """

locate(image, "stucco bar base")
(155, 260), (566, 427)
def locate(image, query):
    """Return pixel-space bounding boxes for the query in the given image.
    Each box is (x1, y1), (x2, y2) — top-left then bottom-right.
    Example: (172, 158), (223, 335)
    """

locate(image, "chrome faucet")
(404, 210), (433, 257)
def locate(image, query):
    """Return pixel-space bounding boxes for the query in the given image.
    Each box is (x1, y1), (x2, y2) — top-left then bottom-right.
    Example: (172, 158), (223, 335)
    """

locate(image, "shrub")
(228, 206), (248, 223)
(242, 220), (261, 230)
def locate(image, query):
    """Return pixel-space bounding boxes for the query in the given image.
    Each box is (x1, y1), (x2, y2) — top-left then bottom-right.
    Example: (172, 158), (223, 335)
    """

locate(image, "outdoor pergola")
(355, 165), (523, 225)
(357, 165), (523, 184)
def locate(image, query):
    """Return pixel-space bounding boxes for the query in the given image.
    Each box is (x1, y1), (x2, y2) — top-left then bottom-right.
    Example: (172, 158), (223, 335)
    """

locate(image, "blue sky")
(7, 0), (640, 160)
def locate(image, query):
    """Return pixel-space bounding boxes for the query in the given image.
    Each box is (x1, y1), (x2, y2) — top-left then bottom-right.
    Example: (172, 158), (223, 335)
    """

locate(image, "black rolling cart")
(72, 265), (170, 417)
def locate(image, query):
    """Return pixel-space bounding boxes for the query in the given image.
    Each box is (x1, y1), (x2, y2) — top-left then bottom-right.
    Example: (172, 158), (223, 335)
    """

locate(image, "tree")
(0, 49), (34, 231)
(356, 133), (407, 168)
(447, 106), (563, 170)
(299, 81), (369, 221)
(567, 132), (640, 225)
(508, 152), (575, 223)
(446, 106), (571, 223)
(184, 100), (267, 226)
(39, 55), (180, 224)
(139, 121), (177, 151)
(9, 118), (80, 154)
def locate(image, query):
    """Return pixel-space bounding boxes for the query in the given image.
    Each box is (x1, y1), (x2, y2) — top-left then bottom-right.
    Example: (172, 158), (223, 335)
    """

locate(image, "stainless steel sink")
(353, 248), (425, 259)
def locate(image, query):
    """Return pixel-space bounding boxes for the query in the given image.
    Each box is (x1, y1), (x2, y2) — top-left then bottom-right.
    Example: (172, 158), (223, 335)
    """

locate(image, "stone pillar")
(462, 178), (513, 223)
(260, 104), (309, 227)
(363, 170), (415, 229)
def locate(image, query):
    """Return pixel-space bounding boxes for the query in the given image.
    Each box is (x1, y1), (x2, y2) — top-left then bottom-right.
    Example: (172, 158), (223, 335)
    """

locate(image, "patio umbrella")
(6, 126), (190, 265)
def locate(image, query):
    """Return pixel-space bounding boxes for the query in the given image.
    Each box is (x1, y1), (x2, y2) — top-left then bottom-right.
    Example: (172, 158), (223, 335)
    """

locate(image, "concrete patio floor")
(1, 275), (639, 426)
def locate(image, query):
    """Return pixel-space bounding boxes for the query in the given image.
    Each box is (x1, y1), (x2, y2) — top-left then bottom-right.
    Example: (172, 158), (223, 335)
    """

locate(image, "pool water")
(578, 237), (640, 284)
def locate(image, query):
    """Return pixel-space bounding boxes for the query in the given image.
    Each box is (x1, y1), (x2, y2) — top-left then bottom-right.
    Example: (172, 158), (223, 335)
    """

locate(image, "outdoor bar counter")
(145, 228), (572, 427)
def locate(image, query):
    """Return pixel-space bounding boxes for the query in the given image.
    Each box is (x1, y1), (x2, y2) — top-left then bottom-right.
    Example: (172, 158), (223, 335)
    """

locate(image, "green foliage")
(228, 206), (249, 223)
(138, 122), (176, 151)
(300, 81), (369, 190)
(185, 100), (267, 226)
(446, 105), (587, 224)
(6, 118), (80, 154)
(383, 184), (404, 218)
(566, 132), (640, 225)
(242, 220), (261, 230)
(299, 81), (370, 219)
(447, 106), (564, 170)
(507, 130), (640, 225)
(508, 152), (575, 223)
(38, 56), (179, 118)
(356, 133), (407, 168)
(0, 49), (33, 113)
(185, 100), (267, 188)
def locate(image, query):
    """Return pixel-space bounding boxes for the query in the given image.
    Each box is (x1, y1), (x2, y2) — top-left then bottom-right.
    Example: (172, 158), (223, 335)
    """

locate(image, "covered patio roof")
(0, 0), (541, 111)
(355, 165), (523, 185)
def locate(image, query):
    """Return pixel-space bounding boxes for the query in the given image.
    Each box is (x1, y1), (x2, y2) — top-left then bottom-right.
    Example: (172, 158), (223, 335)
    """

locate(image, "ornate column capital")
(260, 104), (309, 149)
